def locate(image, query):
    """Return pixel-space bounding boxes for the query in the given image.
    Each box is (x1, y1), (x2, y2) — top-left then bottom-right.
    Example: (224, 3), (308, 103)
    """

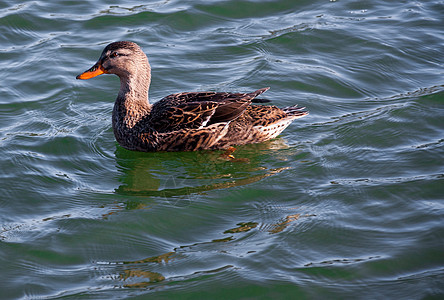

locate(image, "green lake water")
(1, 0), (443, 298)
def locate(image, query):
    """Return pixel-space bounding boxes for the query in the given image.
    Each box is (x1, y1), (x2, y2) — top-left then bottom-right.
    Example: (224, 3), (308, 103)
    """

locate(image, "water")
(1, 0), (443, 298)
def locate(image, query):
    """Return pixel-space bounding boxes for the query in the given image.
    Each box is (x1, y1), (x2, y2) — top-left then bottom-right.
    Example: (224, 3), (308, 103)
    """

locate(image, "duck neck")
(113, 66), (152, 130)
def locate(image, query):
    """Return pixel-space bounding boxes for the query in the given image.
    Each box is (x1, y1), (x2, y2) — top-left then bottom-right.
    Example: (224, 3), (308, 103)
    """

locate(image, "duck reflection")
(114, 211), (314, 288)
(105, 139), (310, 287)
(118, 252), (174, 288)
(113, 138), (296, 201)
(120, 269), (165, 288)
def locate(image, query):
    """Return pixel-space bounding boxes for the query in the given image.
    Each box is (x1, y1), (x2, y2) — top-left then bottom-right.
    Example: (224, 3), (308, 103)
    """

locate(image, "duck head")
(76, 41), (150, 81)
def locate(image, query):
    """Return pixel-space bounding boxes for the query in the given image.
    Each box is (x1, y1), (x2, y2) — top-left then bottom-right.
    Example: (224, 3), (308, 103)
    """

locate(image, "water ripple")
(1, 0), (443, 298)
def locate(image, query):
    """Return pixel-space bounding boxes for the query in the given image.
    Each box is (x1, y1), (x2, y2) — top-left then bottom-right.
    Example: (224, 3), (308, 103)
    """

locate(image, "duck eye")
(111, 52), (119, 57)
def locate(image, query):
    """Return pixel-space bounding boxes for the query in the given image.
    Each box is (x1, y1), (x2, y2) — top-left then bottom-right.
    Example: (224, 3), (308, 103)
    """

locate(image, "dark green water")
(1, 0), (443, 299)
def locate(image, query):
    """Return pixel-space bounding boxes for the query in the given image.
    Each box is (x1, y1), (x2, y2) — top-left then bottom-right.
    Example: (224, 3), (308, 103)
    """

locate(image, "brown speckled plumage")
(77, 41), (308, 152)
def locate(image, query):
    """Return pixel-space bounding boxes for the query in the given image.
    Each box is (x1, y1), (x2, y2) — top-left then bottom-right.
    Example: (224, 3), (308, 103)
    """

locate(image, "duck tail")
(282, 105), (309, 119)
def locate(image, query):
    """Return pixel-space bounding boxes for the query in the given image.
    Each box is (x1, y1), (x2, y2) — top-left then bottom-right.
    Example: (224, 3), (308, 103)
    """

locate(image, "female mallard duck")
(76, 41), (308, 152)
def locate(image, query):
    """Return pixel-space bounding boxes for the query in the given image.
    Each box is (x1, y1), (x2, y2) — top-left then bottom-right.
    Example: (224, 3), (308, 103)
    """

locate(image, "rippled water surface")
(1, 0), (443, 298)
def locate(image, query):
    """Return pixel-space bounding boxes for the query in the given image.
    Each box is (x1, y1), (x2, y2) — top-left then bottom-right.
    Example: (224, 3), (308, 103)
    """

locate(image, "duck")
(76, 41), (308, 152)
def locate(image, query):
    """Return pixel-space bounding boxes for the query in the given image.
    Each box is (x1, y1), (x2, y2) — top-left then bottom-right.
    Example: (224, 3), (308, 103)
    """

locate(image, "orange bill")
(76, 64), (106, 80)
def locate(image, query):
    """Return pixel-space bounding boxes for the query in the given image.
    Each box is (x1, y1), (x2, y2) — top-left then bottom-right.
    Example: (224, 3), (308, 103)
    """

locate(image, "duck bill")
(76, 63), (106, 80)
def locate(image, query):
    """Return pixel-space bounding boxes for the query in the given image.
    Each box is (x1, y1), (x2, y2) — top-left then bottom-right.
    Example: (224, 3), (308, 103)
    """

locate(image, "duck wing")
(150, 88), (269, 132)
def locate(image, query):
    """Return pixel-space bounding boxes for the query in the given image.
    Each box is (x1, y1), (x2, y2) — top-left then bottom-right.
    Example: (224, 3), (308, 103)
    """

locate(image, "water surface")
(1, 0), (443, 298)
